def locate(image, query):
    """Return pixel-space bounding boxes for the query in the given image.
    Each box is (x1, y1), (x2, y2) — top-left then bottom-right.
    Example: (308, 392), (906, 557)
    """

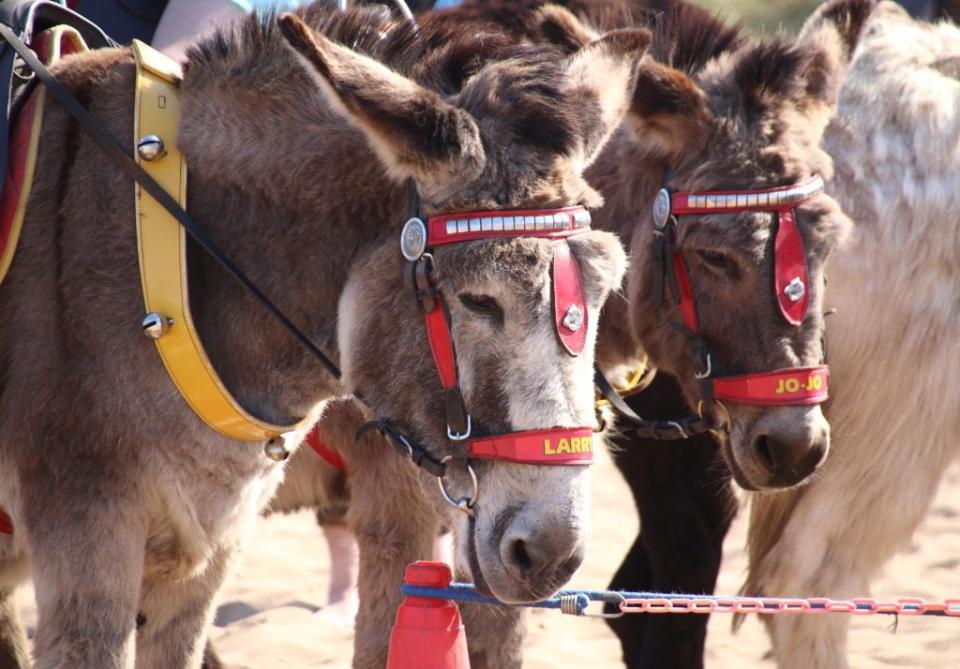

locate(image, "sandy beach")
(14, 444), (960, 667)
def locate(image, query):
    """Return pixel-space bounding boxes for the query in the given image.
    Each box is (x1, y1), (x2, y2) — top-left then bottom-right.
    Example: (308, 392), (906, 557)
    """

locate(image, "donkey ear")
(798, 0), (876, 65)
(733, 0), (876, 131)
(793, 0), (877, 111)
(626, 60), (713, 159)
(564, 28), (652, 165)
(529, 5), (599, 54)
(277, 13), (485, 188)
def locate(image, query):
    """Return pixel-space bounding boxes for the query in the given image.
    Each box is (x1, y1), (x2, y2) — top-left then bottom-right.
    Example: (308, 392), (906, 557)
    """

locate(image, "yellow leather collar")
(133, 40), (304, 441)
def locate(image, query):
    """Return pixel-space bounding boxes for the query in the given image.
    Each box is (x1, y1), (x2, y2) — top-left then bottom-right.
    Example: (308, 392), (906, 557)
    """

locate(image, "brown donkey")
(0, 5), (652, 666)
(243, 2), (862, 666)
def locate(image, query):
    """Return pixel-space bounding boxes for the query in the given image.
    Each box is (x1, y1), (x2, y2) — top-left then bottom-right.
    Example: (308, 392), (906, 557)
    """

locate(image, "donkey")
(744, 3), (960, 667)
(0, 4), (651, 666)
(248, 1), (864, 665)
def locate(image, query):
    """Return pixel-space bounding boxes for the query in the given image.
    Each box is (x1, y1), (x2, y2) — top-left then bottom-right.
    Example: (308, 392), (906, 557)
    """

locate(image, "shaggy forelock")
(459, 46), (586, 156)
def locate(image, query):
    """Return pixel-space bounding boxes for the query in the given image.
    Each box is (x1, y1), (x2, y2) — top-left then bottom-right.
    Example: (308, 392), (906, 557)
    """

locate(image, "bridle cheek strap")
(711, 365), (828, 406)
(424, 296), (458, 390)
(468, 427), (595, 465)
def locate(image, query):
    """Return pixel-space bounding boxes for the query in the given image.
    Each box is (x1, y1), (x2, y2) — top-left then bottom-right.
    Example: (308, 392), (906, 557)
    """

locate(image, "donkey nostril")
(510, 539), (534, 573)
(754, 435), (776, 472)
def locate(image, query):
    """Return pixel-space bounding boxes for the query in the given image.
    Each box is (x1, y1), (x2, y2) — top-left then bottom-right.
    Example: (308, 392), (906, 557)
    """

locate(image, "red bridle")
(652, 175), (829, 407)
(401, 206), (595, 467)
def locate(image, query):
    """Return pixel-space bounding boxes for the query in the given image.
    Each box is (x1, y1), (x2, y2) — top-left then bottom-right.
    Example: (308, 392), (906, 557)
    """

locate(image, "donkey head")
(280, 14), (645, 601)
(622, 1), (874, 491)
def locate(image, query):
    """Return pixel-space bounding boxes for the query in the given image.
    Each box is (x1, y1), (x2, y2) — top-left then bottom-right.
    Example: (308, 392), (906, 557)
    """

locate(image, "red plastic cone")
(386, 561), (470, 669)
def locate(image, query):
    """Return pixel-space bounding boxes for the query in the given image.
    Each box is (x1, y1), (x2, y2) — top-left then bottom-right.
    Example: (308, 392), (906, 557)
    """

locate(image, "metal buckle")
(447, 414), (472, 441)
(437, 456), (478, 515)
(662, 421), (688, 440)
(694, 352), (712, 380)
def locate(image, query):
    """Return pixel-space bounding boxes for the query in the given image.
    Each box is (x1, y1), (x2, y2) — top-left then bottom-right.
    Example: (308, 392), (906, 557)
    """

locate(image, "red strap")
(423, 296), (458, 390)
(427, 206), (590, 246)
(711, 365), (828, 406)
(468, 427), (595, 465)
(773, 209), (810, 325)
(672, 252), (699, 332)
(0, 509), (12, 535)
(306, 426), (347, 471)
(669, 176), (824, 216)
(552, 241), (588, 356)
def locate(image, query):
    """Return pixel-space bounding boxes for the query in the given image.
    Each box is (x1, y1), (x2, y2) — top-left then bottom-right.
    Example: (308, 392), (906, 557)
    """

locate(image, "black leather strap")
(594, 368), (715, 441)
(0, 1), (114, 179)
(0, 21), (343, 381)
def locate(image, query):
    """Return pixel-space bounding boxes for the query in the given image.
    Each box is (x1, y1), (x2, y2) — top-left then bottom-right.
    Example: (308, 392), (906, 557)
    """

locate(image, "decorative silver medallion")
(784, 277), (806, 303)
(137, 134), (165, 161)
(141, 312), (171, 339)
(653, 188), (672, 228)
(400, 217), (428, 261)
(264, 435), (290, 462)
(562, 304), (584, 332)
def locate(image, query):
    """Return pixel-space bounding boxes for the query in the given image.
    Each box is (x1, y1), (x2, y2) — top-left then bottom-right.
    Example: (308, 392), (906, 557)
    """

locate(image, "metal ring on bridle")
(437, 455), (478, 515)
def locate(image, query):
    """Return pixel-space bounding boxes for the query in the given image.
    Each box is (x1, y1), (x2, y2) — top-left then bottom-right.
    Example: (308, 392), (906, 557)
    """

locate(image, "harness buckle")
(445, 387), (472, 441)
(694, 351), (712, 380)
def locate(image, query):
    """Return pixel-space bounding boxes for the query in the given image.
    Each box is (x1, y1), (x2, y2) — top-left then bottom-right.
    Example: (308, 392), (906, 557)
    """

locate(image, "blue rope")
(400, 583), (960, 617)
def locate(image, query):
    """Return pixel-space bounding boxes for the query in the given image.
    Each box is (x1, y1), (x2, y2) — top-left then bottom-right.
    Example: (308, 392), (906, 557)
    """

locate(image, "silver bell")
(562, 304), (584, 332)
(137, 134), (165, 161)
(264, 436), (290, 462)
(142, 312), (171, 339)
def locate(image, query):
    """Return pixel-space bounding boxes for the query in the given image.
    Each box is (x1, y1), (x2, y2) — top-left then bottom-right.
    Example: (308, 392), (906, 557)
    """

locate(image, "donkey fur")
(745, 3), (960, 667)
(0, 5), (644, 667)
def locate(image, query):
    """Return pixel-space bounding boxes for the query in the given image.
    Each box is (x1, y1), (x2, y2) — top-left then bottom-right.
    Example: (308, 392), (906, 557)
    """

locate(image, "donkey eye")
(693, 249), (739, 277)
(459, 293), (503, 318)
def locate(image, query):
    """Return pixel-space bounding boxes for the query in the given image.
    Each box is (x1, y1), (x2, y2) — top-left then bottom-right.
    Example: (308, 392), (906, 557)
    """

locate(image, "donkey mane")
(642, 0), (744, 74)
(185, 4), (530, 96)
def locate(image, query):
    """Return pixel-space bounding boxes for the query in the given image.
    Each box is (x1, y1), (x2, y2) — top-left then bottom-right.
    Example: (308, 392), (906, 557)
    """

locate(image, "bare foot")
(433, 531), (454, 567)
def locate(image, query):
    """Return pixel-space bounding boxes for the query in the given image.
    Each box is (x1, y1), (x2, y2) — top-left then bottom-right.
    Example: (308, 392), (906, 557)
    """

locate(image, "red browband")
(401, 206), (595, 465)
(424, 206), (592, 246)
(654, 176), (829, 407)
(468, 427), (595, 465)
(0, 509), (11, 535)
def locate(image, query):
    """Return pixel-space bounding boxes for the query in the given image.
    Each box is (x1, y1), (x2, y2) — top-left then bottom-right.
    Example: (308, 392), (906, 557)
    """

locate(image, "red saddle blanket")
(0, 26), (88, 536)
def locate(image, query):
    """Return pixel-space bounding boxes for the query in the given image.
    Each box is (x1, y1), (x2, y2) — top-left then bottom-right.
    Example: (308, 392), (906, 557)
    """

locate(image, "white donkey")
(745, 3), (960, 667)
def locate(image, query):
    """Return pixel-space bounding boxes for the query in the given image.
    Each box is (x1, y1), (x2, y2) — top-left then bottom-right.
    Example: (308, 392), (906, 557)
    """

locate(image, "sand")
(14, 446), (960, 667)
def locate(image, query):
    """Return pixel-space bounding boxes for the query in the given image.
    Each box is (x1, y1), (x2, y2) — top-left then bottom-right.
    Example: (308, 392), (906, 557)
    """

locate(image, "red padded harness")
(653, 176), (829, 406)
(400, 206), (594, 466)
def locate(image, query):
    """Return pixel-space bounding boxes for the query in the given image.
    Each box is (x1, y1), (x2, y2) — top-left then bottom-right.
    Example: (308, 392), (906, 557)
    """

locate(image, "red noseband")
(468, 426), (595, 465)
(401, 206), (595, 465)
(653, 176), (829, 407)
(711, 365), (829, 406)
